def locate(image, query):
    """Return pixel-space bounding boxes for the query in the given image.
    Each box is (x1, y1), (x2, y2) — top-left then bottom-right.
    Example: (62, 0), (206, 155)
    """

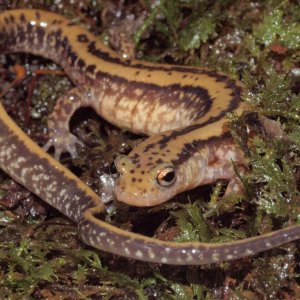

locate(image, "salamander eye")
(157, 166), (176, 187)
(109, 161), (119, 179)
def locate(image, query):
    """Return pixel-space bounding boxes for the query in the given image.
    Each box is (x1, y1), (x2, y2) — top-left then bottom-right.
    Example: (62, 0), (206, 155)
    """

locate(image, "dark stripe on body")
(87, 38), (240, 82)
(0, 11), (241, 114)
(0, 11), (241, 85)
(130, 133), (232, 168)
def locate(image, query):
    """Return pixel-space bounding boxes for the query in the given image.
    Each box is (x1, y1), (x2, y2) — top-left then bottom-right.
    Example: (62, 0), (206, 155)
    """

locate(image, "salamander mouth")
(114, 185), (175, 207)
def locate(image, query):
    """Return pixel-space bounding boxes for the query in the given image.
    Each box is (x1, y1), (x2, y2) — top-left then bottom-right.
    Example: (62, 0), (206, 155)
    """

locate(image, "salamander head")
(111, 136), (188, 206)
(112, 155), (183, 206)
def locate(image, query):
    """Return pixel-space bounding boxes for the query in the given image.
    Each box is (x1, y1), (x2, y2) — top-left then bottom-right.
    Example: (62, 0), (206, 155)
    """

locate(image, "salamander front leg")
(43, 87), (93, 159)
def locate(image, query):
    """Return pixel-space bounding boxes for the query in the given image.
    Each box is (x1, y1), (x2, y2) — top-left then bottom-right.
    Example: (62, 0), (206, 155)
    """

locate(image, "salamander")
(0, 8), (299, 265)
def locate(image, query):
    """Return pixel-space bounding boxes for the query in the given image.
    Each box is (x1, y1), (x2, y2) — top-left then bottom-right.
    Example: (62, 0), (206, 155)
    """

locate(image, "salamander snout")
(112, 155), (180, 207)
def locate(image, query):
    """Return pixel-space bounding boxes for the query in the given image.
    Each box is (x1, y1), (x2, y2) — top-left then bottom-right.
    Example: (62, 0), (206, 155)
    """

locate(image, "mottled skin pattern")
(80, 208), (300, 265)
(0, 9), (300, 265)
(0, 103), (100, 222)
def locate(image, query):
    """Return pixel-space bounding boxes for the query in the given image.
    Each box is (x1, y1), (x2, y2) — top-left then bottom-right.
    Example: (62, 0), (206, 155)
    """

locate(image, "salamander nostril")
(109, 161), (119, 178)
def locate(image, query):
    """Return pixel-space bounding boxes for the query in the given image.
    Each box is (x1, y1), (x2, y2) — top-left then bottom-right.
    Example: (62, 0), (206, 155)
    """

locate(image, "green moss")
(248, 137), (299, 217)
(0, 216), (154, 298)
(240, 69), (300, 219)
(179, 16), (216, 51)
(172, 201), (212, 243)
(254, 9), (300, 49)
